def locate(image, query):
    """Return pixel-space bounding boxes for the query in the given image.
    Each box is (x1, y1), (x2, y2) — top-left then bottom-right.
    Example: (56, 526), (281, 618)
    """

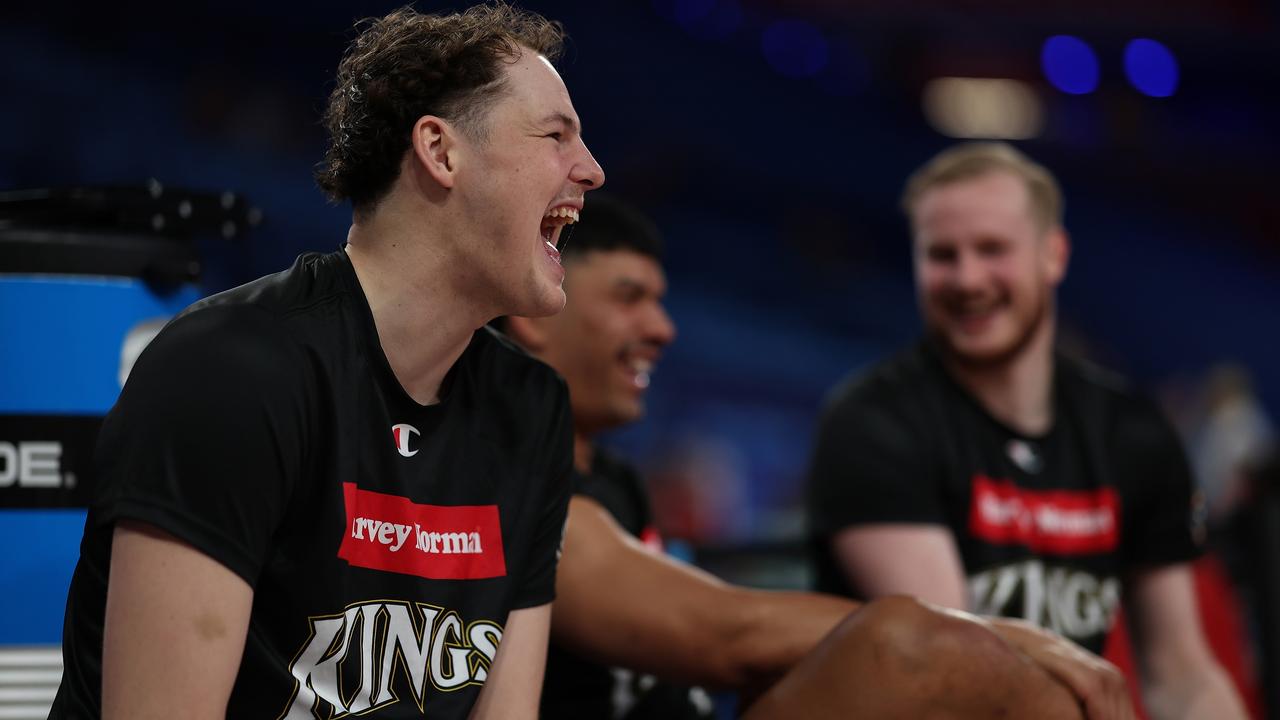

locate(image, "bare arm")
(552, 496), (860, 690)
(102, 521), (252, 720)
(830, 523), (970, 608)
(831, 524), (1133, 718)
(1127, 564), (1247, 720)
(468, 604), (551, 720)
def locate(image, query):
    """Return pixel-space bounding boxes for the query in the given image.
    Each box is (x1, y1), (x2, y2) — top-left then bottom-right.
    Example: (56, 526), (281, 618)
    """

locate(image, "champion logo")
(1005, 439), (1043, 474)
(392, 423), (419, 458)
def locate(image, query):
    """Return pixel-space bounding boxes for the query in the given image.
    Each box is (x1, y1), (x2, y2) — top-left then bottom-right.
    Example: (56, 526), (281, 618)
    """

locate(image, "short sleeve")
(570, 453), (651, 537)
(1115, 398), (1205, 568)
(806, 380), (946, 538)
(508, 377), (573, 609)
(90, 304), (310, 587)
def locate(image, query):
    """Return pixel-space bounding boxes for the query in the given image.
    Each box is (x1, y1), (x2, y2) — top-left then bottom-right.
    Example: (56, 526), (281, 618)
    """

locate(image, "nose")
(952, 249), (985, 291)
(572, 138), (606, 189)
(645, 302), (676, 348)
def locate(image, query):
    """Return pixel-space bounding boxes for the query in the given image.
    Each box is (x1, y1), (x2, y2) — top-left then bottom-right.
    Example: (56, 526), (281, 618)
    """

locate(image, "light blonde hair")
(902, 142), (1063, 232)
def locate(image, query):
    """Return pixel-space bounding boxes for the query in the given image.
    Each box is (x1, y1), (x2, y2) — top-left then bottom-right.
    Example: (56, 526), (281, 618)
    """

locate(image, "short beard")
(929, 289), (1052, 370)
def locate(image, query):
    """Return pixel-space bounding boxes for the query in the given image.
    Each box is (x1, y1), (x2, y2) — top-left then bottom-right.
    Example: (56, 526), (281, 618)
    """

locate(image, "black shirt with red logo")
(806, 342), (1203, 653)
(540, 449), (713, 720)
(52, 251), (573, 719)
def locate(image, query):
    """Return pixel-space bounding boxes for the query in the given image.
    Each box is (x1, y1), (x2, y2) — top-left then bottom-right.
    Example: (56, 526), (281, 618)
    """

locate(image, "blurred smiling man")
(808, 142), (1248, 719)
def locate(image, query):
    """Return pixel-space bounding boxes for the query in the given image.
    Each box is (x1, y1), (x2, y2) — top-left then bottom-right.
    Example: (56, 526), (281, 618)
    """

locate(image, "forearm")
(1143, 661), (1247, 720)
(1127, 564), (1249, 720)
(556, 561), (858, 690)
(554, 497), (863, 691)
(721, 586), (861, 688)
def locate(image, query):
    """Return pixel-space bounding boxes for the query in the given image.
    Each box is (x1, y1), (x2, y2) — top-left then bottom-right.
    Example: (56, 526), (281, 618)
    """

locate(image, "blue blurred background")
(3, 0), (1278, 592)
(2, 0), (1278, 716)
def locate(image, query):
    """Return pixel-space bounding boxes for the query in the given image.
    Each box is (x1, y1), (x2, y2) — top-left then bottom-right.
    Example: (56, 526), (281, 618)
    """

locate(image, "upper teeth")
(544, 207), (579, 224)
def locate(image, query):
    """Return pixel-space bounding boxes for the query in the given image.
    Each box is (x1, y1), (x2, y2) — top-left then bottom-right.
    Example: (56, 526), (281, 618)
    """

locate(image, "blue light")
(761, 20), (828, 79)
(1041, 35), (1099, 95)
(1125, 39), (1178, 97)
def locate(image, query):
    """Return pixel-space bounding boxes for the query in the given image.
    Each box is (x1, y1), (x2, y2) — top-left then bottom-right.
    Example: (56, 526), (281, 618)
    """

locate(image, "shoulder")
(180, 252), (347, 323)
(1059, 354), (1177, 446)
(585, 448), (645, 495)
(127, 256), (343, 396)
(472, 324), (569, 404)
(118, 306), (312, 429)
(823, 345), (938, 424)
(1059, 353), (1133, 398)
(1059, 354), (1158, 418)
(591, 447), (640, 481)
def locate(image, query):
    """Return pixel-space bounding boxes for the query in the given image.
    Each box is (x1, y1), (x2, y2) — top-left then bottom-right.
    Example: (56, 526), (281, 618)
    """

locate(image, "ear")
(504, 315), (549, 353)
(1044, 225), (1071, 286)
(411, 115), (459, 189)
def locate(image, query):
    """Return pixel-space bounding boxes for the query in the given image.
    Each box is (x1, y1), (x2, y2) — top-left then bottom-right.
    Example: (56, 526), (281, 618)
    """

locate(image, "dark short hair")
(490, 194), (664, 333)
(562, 193), (664, 263)
(314, 3), (566, 215)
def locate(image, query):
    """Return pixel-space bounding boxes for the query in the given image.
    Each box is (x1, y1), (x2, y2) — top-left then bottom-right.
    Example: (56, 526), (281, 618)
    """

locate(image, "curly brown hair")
(314, 3), (566, 214)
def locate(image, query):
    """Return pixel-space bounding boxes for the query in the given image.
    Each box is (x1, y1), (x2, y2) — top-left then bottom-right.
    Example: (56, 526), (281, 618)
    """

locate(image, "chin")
(949, 343), (1017, 366)
(609, 400), (644, 427)
(518, 286), (567, 319)
(936, 326), (1027, 367)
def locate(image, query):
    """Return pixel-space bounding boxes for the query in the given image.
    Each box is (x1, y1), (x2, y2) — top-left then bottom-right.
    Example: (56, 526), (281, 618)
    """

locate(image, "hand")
(985, 616), (1135, 720)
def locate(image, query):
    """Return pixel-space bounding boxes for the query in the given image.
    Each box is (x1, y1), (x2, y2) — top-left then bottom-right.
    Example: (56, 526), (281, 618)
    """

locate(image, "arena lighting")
(761, 20), (829, 78)
(1125, 38), (1179, 97)
(923, 77), (1044, 140)
(1041, 35), (1100, 95)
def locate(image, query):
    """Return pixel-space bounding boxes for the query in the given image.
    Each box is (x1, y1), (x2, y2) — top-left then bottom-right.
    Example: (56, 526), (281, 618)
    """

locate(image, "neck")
(573, 431), (594, 475)
(941, 315), (1057, 436)
(344, 188), (494, 406)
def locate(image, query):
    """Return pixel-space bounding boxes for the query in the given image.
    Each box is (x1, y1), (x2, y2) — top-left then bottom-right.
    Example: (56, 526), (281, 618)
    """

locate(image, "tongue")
(544, 241), (561, 264)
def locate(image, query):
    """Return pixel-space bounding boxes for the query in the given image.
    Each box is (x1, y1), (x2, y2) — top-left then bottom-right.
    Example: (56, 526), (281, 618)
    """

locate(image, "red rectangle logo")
(337, 483), (506, 580)
(967, 475), (1120, 555)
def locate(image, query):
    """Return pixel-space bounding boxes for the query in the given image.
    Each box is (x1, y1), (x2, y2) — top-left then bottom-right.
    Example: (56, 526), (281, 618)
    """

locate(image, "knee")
(841, 595), (1002, 673)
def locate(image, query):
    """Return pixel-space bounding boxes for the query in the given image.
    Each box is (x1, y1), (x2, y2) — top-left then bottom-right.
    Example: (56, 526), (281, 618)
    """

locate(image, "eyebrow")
(613, 276), (665, 297)
(539, 112), (580, 134)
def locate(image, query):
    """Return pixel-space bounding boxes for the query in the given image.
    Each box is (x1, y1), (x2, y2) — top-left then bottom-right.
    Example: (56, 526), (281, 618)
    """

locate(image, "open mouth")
(619, 352), (654, 390)
(541, 206), (580, 252)
(946, 298), (1006, 334)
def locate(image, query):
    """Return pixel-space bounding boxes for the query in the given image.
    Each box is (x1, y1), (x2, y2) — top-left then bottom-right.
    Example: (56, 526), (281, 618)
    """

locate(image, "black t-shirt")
(52, 251), (573, 719)
(541, 450), (713, 720)
(807, 342), (1203, 653)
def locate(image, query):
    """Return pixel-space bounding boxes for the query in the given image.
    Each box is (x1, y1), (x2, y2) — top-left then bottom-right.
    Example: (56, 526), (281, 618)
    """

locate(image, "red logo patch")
(337, 483), (507, 580)
(968, 475), (1120, 554)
